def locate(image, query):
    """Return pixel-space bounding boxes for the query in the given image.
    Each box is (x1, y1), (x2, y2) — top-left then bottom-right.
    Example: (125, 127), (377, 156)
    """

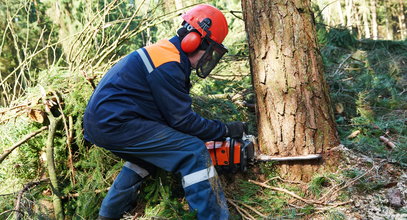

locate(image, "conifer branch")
(0, 126), (47, 164)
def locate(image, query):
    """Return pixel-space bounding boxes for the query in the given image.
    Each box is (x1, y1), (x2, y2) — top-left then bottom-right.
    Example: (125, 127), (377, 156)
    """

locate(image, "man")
(83, 4), (244, 220)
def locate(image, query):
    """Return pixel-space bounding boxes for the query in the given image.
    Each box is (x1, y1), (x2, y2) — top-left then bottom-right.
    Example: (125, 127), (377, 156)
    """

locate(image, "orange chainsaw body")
(205, 140), (241, 166)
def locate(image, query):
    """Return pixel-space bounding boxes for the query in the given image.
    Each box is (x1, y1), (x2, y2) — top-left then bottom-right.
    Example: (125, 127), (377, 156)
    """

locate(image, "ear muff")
(181, 32), (201, 53)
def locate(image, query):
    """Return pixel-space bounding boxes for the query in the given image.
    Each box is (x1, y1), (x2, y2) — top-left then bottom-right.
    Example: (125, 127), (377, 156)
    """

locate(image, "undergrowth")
(323, 29), (407, 166)
(1, 6), (406, 220)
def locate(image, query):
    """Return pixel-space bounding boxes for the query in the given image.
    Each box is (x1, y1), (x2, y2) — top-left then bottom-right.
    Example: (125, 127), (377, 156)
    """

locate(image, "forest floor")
(122, 144), (406, 219)
(222, 145), (407, 219)
(321, 145), (407, 219)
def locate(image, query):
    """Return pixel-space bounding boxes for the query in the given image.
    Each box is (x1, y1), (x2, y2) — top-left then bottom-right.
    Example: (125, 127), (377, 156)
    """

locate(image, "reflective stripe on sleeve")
(136, 48), (154, 73)
(182, 166), (216, 188)
(124, 161), (149, 178)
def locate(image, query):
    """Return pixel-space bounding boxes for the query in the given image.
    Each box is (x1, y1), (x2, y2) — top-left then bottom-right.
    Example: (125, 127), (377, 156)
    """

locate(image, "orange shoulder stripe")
(145, 40), (180, 68)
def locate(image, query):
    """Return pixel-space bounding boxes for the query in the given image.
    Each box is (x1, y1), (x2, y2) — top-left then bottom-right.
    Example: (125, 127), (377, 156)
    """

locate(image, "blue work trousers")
(98, 126), (229, 219)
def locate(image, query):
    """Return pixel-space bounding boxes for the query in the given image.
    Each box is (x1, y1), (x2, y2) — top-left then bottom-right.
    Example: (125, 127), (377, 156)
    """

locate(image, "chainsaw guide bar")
(255, 154), (322, 162)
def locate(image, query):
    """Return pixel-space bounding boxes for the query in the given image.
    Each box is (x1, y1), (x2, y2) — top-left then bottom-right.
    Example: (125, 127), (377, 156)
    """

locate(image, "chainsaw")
(205, 134), (322, 173)
(205, 135), (256, 173)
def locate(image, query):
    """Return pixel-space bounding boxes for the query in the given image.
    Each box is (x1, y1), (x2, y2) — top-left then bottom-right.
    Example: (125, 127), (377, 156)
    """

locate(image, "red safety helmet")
(181, 4), (228, 44)
(180, 4), (229, 78)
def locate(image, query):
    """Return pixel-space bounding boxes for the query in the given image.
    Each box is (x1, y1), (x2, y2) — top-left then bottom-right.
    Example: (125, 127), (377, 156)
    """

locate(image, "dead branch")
(227, 199), (256, 220)
(229, 199), (268, 218)
(14, 178), (49, 220)
(263, 176), (305, 185)
(52, 91), (76, 185)
(0, 103), (29, 115)
(347, 130), (361, 139)
(379, 136), (397, 149)
(0, 126), (47, 164)
(249, 180), (324, 205)
(319, 165), (378, 203)
(0, 210), (24, 219)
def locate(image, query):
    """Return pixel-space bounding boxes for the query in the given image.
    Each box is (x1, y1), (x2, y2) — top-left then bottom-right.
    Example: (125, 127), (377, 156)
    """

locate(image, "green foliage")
(321, 28), (407, 165)
(342, 168), (386, 193)
(308, 174), (335, 198)
(140, 171), (195, 219)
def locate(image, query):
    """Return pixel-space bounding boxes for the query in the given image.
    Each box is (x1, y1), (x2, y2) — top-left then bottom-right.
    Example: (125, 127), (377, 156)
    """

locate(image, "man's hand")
(225, 121), (245, 138)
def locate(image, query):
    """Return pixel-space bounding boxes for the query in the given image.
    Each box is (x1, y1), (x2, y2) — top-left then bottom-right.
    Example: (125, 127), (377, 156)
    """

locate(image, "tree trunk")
(362, 1), (371, 39)
(337, 0), (345, 27)
(355, 7), (363, 39)
(384, 0), (394, 40)
(242, 0), (340, 181)
(397, 0), (406, 39)
(345, 0), (353, 30)
(371, 0), (378, 39)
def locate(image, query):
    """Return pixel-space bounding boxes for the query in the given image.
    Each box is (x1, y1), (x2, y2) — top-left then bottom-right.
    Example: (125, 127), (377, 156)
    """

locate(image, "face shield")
(196, 37), (228, 78)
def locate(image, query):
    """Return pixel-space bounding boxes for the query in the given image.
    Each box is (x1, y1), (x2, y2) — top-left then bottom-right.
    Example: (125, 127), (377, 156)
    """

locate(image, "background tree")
(242, 0), (340, 181)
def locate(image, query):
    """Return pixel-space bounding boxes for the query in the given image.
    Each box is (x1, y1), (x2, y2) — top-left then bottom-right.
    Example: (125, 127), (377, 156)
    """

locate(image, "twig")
(15, 178), (49, 220)
(0, 103), (29, 115)
(227, 199), (255, 220)
(263, 176), (304, 185)
(229, 10), (243, 20)
(379, 136), (397, 149)
(249, 180), (324, 205)
(0, 126), (47, 164)
(319, 165), (377, 203)
(347, 130), (361, 139)
(333, 54), (352, 76)
(52, 91), (76, 185)
(0, 209), (24, 218)
(229, 199), (267, 218)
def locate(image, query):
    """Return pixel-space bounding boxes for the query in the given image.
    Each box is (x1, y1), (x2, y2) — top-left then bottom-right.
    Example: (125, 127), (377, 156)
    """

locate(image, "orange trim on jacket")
(145, 40), (180, 68)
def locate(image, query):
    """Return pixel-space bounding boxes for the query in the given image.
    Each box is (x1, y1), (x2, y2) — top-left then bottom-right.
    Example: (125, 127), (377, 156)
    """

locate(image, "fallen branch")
(379, 136), (397, 149)
(263, 176), (305, 185)
(319, 165), (378, 203)
(227, 199), (256, 220)
(15, 178), (49, 220)
(0, 210), (24, 218)
(229, 199), (267, 218)
(0, 126), (47, 164)
(347, 130), (361, 139)
(249, 179), (323, 205)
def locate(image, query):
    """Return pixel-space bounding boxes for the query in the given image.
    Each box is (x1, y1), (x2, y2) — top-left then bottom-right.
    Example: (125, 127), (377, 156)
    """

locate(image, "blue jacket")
(83, 36), (226, 148)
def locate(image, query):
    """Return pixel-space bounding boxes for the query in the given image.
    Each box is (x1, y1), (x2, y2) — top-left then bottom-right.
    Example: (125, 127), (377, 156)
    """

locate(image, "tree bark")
(361, 1), (371, 39)
(371, 0), (378, 39)
(355, 7), (363, 39)
(336, 0), (345, 27)
(384, 0), (394, 40)
(242, 0), (340, 181)
(397, 0), (406, 39)
(345, 0), (353, 30)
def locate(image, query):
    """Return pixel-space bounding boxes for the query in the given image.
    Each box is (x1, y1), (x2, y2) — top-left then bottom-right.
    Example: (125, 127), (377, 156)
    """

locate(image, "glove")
(224, 121), (245, 138)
